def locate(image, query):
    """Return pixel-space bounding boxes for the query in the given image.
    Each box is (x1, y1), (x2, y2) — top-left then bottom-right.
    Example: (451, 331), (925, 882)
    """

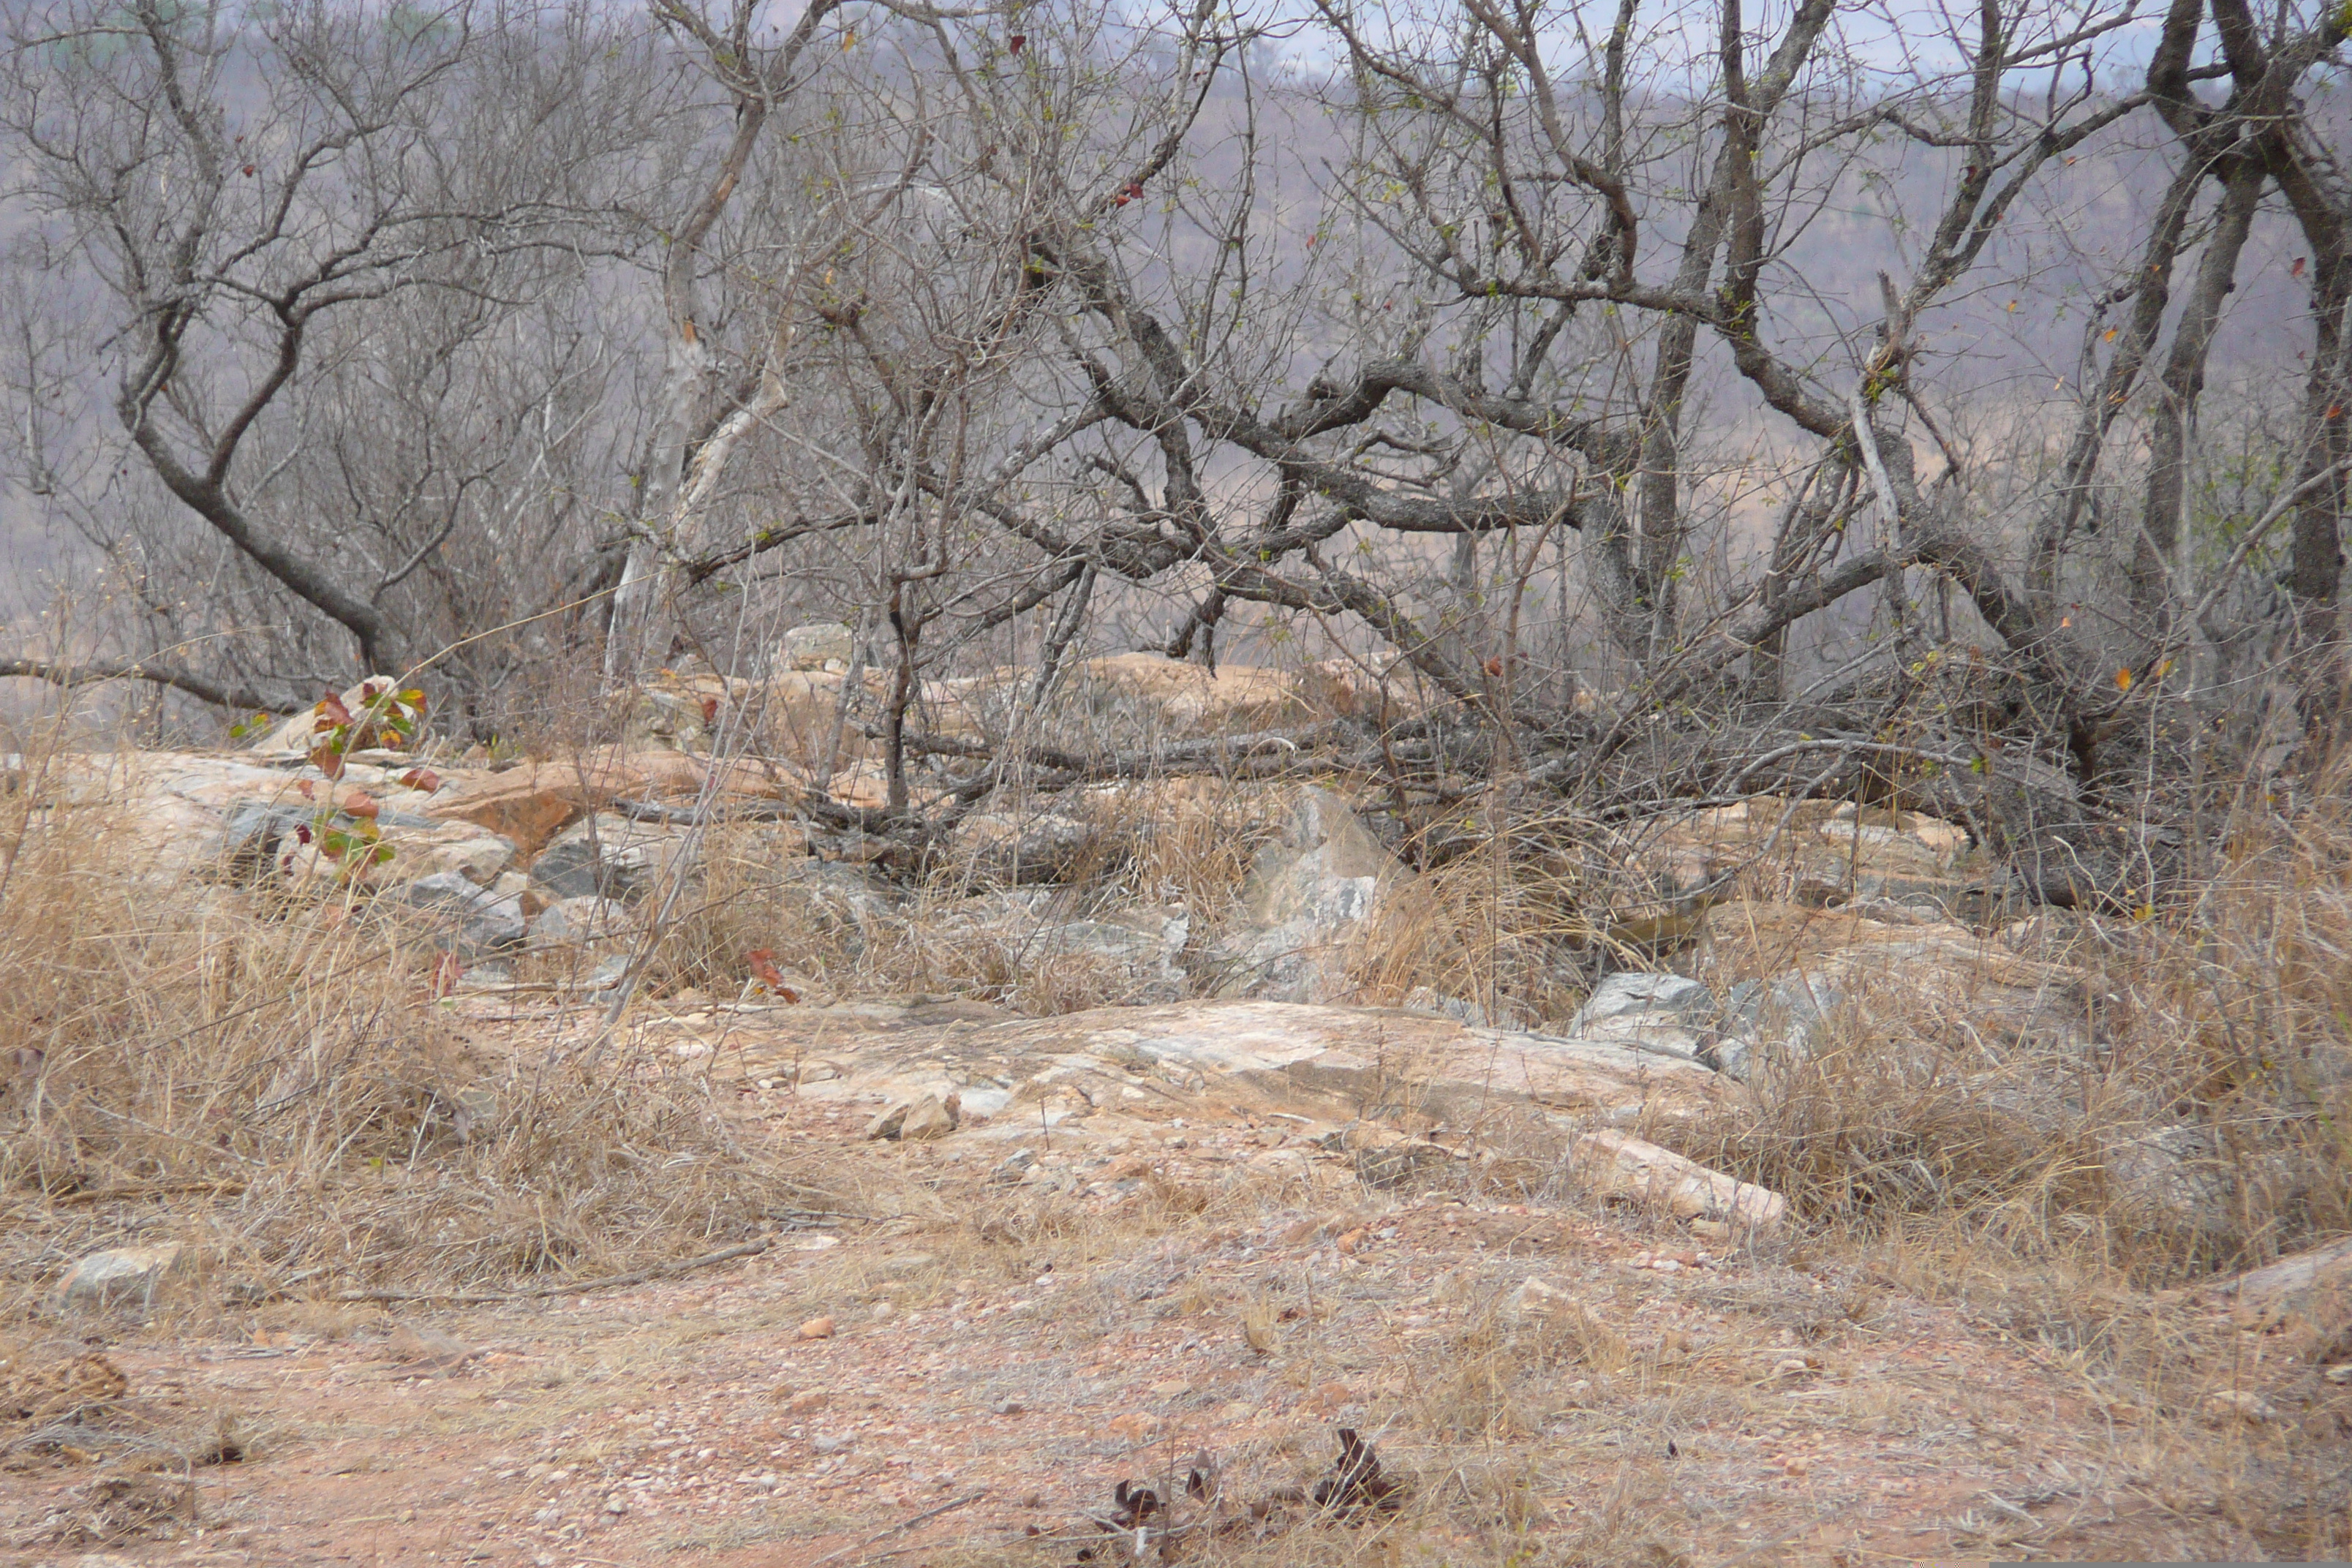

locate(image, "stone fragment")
(798, 1316), (837, 1341)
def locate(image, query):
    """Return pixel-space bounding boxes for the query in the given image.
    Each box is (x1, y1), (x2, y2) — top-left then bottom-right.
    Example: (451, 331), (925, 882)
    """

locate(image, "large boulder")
(1212, 787), (1407, 1003)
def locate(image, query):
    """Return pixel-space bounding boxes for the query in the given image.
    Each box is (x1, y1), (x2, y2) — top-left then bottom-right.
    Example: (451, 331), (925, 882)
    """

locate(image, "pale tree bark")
(606, 0), (852, 685)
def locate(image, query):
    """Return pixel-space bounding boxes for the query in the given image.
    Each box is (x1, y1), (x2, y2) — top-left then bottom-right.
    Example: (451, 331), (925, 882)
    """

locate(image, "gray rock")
(529, 813), (693, 904)
(53, 1244), (183, 1308)
(1213, 787), (1407, 1003)
(380, 870), (528, 954)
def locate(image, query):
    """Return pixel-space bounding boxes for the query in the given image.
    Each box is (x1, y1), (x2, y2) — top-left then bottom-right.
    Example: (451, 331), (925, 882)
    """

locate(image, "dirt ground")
(5, 996), (2345, 1568)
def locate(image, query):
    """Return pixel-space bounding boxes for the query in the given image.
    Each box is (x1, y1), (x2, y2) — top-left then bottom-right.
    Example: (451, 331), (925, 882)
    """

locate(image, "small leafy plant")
(274, 682), (440, 881)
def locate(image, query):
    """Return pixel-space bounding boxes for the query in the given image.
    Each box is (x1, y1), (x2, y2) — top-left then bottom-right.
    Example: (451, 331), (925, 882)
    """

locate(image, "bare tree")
(1, 0), (2342, 807)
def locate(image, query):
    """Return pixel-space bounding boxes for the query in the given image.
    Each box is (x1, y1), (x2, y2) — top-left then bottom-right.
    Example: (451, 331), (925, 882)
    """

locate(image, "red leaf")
(308, 745), (344, 780)
(295, 823), (313, 845)
(295, 780), (317, 801)
(701, 696), (720, 724)
(1008, 32), (1025, 53)
(2291, 256), (2307, 277)
(317, 696), (353, 727)
(343, 791), (380, 821)
(399, 767), (443, 793)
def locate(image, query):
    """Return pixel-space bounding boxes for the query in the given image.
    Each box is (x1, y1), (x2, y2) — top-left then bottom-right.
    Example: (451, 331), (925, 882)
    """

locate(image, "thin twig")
(807, 1488), (985, 1567)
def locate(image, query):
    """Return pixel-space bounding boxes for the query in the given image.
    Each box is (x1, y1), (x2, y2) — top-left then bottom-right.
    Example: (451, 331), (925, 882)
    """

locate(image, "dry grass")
(652, 777), (1286, 1014)
(1659, 761), (2351, 1286)
(0, 731), (837, 1319)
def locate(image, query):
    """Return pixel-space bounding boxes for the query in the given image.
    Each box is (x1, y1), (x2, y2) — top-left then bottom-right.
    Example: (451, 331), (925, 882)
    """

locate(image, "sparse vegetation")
(1, 0), (2348, 1556)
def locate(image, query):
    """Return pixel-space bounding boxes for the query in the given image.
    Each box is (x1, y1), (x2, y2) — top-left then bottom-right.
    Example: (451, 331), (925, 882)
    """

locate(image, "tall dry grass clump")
(660, 776), (1285, 1013)
(1673, 756), (2351, 1284)
(0, 737), (834, 1316)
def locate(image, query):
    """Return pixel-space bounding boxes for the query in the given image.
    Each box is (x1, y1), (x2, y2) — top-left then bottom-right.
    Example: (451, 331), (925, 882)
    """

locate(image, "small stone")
(898, 1093), (961, 1142)
(1689, 1219), (1730, 1243)
(1782, 1456), (1810, 1477)
(1147, 1379), (1194, 1399)
(602, 1495), (629, 1515)
(811, 1434), (849, 1455)
(798, 1316), (837, 1341)
(786, 1390), (831, 1412)
(2326, 1365), (2352, 1386)
(993, 1398), (1025, 1416)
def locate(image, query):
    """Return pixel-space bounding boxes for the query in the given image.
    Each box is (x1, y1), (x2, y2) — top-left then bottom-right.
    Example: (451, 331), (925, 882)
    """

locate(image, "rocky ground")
(5, 656), (2349, 1564)
(7, 985), (2348, 1567)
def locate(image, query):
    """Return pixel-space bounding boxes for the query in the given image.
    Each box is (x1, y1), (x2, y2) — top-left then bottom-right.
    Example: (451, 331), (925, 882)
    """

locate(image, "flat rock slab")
(716, 998), (1730, 1141)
